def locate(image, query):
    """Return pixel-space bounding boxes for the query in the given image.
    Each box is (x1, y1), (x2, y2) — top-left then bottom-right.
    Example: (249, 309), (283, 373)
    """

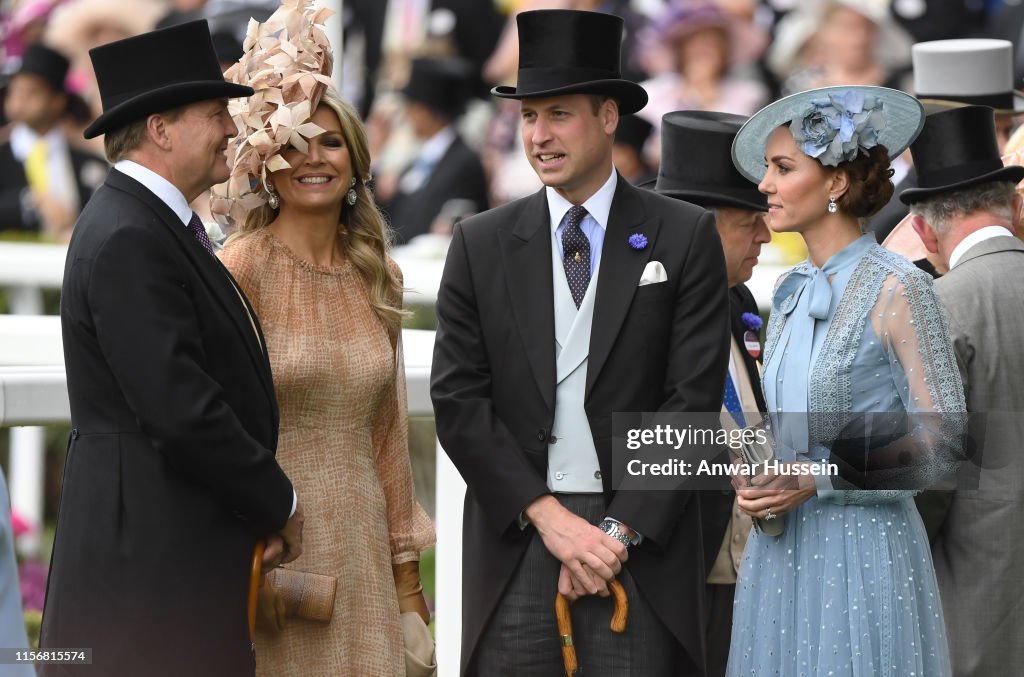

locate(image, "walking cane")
(555, 579), (628, 676)
(248, 540), (265, 641)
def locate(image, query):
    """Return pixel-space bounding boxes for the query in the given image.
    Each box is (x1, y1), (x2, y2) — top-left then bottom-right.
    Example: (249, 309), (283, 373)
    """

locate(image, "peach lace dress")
(219, 228), (435, 676)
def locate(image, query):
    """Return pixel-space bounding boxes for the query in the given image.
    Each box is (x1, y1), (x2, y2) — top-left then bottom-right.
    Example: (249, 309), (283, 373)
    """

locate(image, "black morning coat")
(39, 168), (293, 676)
(431, 175), (732, 675)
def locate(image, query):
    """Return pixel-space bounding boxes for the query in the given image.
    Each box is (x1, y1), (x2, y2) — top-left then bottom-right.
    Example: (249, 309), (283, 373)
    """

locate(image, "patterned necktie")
(187, 212), (214, 256)
(723, 372), (746, 428)
(561, 205), (590, 308)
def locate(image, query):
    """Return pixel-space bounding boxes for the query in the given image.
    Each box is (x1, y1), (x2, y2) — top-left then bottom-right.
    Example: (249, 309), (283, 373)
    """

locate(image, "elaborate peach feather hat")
(211, 0), (335, 227)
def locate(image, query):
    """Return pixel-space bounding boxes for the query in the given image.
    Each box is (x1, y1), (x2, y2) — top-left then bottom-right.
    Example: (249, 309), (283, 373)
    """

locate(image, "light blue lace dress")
(726, 235), (965, 676)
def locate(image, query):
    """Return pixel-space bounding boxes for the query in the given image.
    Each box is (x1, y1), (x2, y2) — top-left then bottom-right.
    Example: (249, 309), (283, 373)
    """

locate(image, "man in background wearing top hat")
(0, 42), (106, 237)
(869, 38), (1024, 242)
(901, 104), (1024, 677)
(377, 56), (489, 245)
(647, 109), (770, 677)
(431, 9), (730, 675)
(39, 20), (303, 676)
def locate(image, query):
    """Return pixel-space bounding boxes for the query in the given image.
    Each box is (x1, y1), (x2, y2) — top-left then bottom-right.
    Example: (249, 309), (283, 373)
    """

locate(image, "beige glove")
(393, 561), (430, 625)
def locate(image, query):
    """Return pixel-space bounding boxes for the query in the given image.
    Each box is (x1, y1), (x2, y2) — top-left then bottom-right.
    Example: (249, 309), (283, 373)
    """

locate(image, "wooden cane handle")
(555, 578), (629, 675)
(608, 579), (628, 633)
(248, 540), (265, 641)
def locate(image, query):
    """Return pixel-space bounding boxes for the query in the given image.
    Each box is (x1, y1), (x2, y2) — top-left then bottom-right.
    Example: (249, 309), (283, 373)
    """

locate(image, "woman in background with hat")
(215, 3), (435, 675)
(726, 85), (965, 676)
(769, 0), (913, 97)
(637, 1), (768, 133)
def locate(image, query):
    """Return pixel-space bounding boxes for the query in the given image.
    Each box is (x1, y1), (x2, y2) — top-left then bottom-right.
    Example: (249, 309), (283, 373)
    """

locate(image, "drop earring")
(346, 177), (358, 206)
(264, 177), (280, 209)
(827, 195), (838, 214)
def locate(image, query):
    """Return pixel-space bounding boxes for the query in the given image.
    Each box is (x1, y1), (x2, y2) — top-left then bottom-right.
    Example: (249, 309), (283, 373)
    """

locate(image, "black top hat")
(83, 20), (253, 139)
(5, 43), (91, 122)
(651, 111), (766, 211)
(13, 43), (71, 93)
(614, 114), (653, 154)
(491, 9), (647, 115)
(899, 106), (1024, 204)
(402, 57), (474, 120)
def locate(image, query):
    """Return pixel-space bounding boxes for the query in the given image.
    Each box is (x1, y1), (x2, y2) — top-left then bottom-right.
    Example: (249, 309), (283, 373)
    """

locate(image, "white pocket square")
(638, 260), (668, 286)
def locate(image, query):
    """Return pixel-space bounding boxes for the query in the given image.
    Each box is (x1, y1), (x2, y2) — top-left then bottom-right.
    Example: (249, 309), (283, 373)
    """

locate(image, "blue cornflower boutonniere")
(628, 232), (648, 250)
(741, 312), (763, 359)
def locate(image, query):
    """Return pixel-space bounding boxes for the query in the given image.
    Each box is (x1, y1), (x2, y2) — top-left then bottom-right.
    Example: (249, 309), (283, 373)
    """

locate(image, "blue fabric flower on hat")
(789, 90), (886, 166)
(628, 232), (648, 250)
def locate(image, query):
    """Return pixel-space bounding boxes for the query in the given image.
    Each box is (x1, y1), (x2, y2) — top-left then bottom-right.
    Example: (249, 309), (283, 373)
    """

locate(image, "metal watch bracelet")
(598, 519), (632, 548)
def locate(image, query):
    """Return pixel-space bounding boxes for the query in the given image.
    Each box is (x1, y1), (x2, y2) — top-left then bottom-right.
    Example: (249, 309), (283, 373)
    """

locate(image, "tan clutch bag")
(257, 568), (337, 632)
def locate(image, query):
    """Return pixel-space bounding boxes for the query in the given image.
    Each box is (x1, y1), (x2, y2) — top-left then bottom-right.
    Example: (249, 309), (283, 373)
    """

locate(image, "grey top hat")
(912, 39), (1024, 114)
(650, 110), (766, 211)
(732, 86), (925, 184)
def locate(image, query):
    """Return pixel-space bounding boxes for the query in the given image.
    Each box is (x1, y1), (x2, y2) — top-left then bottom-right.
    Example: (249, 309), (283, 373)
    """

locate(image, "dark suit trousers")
(473, 494), (676, 676)
(705, 583), (735, 677)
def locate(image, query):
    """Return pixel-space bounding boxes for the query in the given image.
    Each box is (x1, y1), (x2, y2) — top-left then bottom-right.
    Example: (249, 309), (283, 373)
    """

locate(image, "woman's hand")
(734, 462), (817, 519)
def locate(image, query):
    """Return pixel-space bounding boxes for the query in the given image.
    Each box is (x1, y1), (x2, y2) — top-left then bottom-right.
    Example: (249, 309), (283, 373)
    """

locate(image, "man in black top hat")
(901, 104), (1024, 677)
(647, 109), (770, 677)
(378, 56), (488, 244)
(431, 9), (730, 676)
(0, 42), (106, 237)
(612, 113), (654, 185)
(39, 20), (303, 676)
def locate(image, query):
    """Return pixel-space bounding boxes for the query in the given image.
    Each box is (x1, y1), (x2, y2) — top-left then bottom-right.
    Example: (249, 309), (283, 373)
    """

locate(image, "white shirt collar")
(547, 169), (617, 233)
(113, 159), (193, 226)
(9, 123), (67, 162)
(949, 225), (1015, 269)
(419, 125), (456, 165)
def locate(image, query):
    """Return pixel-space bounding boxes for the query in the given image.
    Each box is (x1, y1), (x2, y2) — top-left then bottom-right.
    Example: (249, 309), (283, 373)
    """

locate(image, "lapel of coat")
(106, 170), (277, 408)
(587, 176), (660, 397)
(498, 189), (556, 410)
(730, 284), (766, 412)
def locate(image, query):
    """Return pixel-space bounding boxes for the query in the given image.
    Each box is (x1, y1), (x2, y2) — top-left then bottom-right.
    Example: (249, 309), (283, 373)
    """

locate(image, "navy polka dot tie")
(561, 205), (590, 308)
(187, 211), (214, 256)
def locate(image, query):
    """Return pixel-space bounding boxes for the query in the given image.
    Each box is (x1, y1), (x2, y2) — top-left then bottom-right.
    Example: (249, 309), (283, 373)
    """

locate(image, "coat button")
(71, 428), (80, 439)
(594, 470), (602, 480)
(549, 435), (557, 443)
(537, 429), (546, 441)
(555, 472), (565, 480)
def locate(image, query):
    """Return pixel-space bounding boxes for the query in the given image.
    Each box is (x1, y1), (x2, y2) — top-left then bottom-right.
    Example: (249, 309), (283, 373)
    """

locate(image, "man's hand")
(260, 534), (285, 574)
(33, 193), (74, 237)
(525, 496), (626, 601)
(278, 501), (304, 564)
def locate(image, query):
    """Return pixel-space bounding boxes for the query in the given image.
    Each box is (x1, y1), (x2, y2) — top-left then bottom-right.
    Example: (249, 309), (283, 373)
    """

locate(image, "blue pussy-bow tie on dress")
(773, 261), (834, 319)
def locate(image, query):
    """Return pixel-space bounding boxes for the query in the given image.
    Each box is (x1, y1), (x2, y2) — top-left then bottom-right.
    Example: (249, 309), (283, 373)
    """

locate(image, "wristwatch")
(598, 519), (633, 549)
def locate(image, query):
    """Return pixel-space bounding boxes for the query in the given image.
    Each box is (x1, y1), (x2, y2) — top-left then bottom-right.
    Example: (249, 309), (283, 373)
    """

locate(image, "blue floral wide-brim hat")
(731, 86), (925, 184)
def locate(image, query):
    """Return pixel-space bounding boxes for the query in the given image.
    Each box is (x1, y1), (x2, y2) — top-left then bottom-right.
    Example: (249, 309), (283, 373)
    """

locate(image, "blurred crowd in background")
(4, 0), (1024, 259)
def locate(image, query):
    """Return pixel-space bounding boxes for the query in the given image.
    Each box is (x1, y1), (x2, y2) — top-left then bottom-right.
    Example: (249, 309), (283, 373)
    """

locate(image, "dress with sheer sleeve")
(219, 229), (434, 677)
(727, 235), (957, 676)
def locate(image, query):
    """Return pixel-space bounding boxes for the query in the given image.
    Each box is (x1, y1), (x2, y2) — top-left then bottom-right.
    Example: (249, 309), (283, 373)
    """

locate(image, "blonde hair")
(233, 89), (407, 338)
